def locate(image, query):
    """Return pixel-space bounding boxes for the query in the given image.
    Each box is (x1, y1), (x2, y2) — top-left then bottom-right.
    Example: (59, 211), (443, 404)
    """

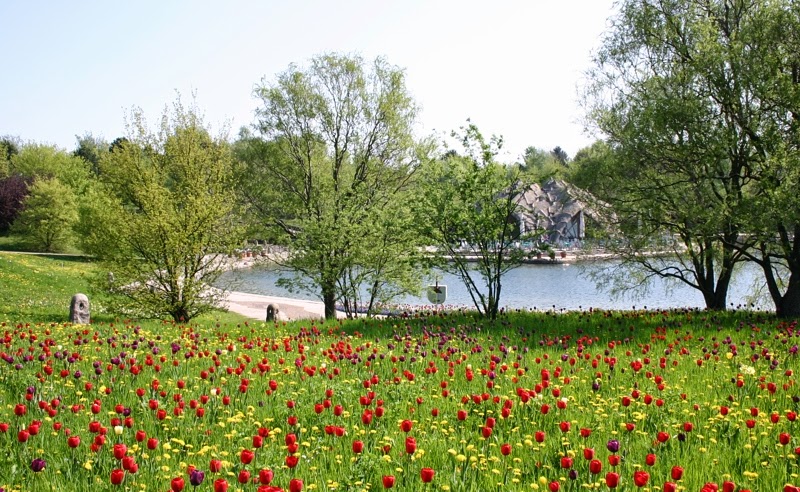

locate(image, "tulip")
(405, 436), (417, 454)
(68, 435), (81, 448)
(500, 443), (512, 456)
(400, 419), (413, 432)
(671, 466), (683, 481)
(560, 456), (573, 469)
(663, 482), (678, 492)
(290, 478), (304, 492)
(213, 479), (229, 492)
(633, 470), (649, 487)
(189, 469), (205, 487)
(353, 440), (364, 454)
(259, 469), (274, 485)
(31, 458), (46, 472)
(113, 443), (127, 460)
(722, 481), (735, 492)
(382, 475), (395, 488)
(210, 459), (221, 473)
(605, 472), (619, 488)
(589, 459), (602, 474)
(481, 426), (492, 438)
(237, 470), (250, 484)
(420, 468), (435, 483)
(286, 455), (298, 468)
(535, 431), (546, 443)
(171, 477), (185, 492)
(780, 433), (791, 446)
(548, 481), (560, 492)
(645, 453), (656, 466)
(608, 454), (620, 466)
(241, 449), (255, 464)
(111, 468), (125, 485)
(606, 439), (620, 453)
(583, 448), (595, 460)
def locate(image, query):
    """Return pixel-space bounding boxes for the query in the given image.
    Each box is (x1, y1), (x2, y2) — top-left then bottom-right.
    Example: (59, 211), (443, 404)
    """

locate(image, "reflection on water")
(216, 260), (770, 311)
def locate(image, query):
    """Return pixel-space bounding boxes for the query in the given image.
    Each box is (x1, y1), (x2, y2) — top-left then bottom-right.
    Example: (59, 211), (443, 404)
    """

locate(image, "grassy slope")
(0, 252), (249, 326)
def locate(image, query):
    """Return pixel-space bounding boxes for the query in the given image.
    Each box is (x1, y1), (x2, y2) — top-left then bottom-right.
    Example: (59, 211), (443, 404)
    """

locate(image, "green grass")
(0, 252), (251, 326)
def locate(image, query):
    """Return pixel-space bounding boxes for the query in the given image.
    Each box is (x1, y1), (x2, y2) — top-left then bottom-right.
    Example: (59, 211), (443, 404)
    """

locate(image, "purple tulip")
(606, 439), (620, 453)
(189, 469), (205, 486)
(31, 458), (46, 472)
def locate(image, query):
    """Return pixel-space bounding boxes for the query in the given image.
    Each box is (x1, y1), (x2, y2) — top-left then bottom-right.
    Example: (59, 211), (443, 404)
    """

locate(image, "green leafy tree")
(10, 143), (90, 193)
(241, 53), (425, 319)
(86, 99), (244, 322)
(73, 133), (109, 176)
(12, 177), (78, 252)
(519, 146), (564, 183)
(414, 123), (535, 320)
(582, 0), (792, 310)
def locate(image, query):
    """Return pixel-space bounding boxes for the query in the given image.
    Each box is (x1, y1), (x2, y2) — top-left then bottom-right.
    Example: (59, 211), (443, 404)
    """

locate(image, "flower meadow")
(0, 310), (799, 492)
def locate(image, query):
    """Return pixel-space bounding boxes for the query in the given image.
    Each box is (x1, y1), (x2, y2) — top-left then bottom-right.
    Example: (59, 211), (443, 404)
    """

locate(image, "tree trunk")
(775, 273), (800, 319)
(322, 284), (337, 320)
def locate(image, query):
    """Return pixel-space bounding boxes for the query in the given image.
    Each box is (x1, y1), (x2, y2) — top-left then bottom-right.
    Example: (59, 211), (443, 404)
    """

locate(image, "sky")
(0, 0), (618, 163)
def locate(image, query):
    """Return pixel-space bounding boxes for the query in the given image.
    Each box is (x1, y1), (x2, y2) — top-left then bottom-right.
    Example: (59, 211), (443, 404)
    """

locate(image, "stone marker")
(70, 294), (90, 324)
(266, 304), (279, 322)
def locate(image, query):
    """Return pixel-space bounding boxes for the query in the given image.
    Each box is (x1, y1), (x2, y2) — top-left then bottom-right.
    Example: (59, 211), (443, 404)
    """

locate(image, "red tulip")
(352, 440), (364, 453)
(382, 475), (395, 488)
(405, 436), (417, 454)
(400, 420), (413, 432)
(780, 433), (791, 446)
(633, 470), (649, 487)
(147, 437), (159, 450)
(209, 459), (221, 473)
(113, 443), (127, 460)
(237, 470), (250, 484)
(645, 453), (656, 466)
(559, 421), (571, 433)
(548, 481), (560, 492)
(605, 472), (619, 488)
(253, 435), (263, 448)
(259, 469), (274, 485)
(68, 435), (81, 448)
(241, 449), (255, 465)
(560, 456), (573, 469)
(671, 466), (683, 480)
(663, 482), (677, 492)
(589, 459), (602, 474)
(457, 410), (467, 420)
(171, 477), (185, 492)
(285, 455), (298, 468)
(17, 430), (30, 443)
(722, 481), (735, 492)
(583, 448), (595, 460)
(608, 454), (620, 466)
(420, 468), (435, 483)
(289, 478), (303, 492)
(657, 431), (670, 443)
(500, 443), (512, 456)
(535, 431), (545, 443)
(110, 469), (125, 485)
(213, 479), (229, 492)
(481, 426), (492, 438)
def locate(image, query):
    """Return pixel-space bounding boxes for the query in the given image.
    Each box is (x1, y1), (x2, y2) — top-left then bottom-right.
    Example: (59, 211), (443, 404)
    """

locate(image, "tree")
(10, 143), (90, 193)
(583, 0), (786, 310)
(550, 146), (569, 166)
(0, 175), (31, 232)
(414, 123), (535, 320)
(12, 178), (78, 252)
(0, 136), (20, 177)
(242, 53), (425, 319)
(567, 140), (615, 196)
(73, 133), (109, 176)
(86, 99), (244, 322)
(519, 146), (564, 183)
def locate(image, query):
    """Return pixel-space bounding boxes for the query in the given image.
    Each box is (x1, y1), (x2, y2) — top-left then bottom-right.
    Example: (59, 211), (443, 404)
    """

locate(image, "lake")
(217, 259), (771, 312)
